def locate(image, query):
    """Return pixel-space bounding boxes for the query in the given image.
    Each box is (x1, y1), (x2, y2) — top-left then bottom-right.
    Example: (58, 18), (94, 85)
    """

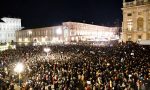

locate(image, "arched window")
(137, 17), (144, 31)
(127, 19), (133, 31)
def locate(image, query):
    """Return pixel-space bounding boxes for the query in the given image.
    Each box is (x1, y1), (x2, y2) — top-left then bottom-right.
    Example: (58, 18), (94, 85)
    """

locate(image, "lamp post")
(61, 51), (63, 61)
(44, 47), (51, 56)
(14, 62), (24, 90)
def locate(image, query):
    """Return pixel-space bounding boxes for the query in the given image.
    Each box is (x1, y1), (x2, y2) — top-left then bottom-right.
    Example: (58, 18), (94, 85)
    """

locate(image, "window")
(137, 17), (144, 31)
(137, 35), (142, 41)
(148, 19), (150, 31)
(11, 33), (13, 37)
(127, 13), (132, 16)
(127, 35), (132, 41)
(138, 35), (142, 39)
(147, 34), (150, 39)
(127, 19), (133, 31)
(71, 32), (74, 35)
(138, 12), (142, 15)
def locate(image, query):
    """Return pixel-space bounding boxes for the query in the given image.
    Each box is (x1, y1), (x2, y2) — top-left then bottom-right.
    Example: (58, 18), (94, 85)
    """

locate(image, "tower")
(121, 0), (150, 42)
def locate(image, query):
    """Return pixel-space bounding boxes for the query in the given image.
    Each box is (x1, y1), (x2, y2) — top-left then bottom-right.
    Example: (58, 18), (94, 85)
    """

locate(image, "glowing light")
(107, 63), (110, 66)
(24, 38), (29, 42)
(28, 31), (32, 35)
(14, 62), (24, 73)
(19, 38), (22, 42)
(6, 43), (9, 46)
(87, 81), (91, 84)
(44, 48), (51, 53)
(129, 74), (132, 78)
(42, 37), (46, 42)
(71, 37), (75, 41)
(56, 28), (62, 35)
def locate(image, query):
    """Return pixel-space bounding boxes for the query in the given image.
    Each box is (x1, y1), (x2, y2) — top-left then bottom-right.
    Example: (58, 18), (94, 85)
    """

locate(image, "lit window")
(127, 19), (133, 31)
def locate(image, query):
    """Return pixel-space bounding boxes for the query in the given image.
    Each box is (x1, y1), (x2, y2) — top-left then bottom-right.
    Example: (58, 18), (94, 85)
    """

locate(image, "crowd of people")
(0, 42), (150, 90)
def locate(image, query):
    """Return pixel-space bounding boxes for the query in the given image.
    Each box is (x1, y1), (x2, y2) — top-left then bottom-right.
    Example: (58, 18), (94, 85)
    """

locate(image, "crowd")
(0, 42), (150, 90)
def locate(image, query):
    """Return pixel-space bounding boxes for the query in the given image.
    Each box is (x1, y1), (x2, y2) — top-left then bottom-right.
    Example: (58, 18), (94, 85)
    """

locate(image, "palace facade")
(121, 0), (150, 42)
(16, 22), (119, 45)
(0, 17), (22, 43)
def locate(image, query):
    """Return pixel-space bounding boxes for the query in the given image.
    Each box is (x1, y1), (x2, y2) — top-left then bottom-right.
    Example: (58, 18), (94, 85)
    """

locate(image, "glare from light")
(107, 63), (110, 66)
(129, 74), (132, 78)
(44, 47), (51, 53)
(14, 62), (24, 73)
(28, 31), (32, 35)
(87, 81), (91, 84)
(24, 38), (29, 42)
(19, 38), (22, 42)
(42, 37), (46, 42)
(56, 28), (62, 35)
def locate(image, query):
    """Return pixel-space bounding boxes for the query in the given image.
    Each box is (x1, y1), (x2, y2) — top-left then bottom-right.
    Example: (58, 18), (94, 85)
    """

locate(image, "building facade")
(0, 17), (22, 43)
(62, 22), (119, 42)
(121, 0), (150, 42)
(16, 22), (119, 45)
(16, 26), (64, 45)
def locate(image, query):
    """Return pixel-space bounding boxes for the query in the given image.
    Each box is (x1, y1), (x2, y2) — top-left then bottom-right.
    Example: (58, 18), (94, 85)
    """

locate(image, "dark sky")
(0, 0), (123, 29)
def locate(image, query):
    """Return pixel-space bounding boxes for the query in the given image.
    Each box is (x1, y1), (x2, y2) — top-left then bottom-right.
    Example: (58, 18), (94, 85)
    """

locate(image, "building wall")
(122, 0), (150, 42)
(16, 26), (64, 44)
(0, 17), (22, 43)
(16, 22), (119, 44)
(63, 22), (118, 42)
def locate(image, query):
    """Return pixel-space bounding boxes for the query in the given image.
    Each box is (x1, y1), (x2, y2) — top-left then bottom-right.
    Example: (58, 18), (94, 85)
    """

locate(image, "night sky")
(0, 0), (123, 29)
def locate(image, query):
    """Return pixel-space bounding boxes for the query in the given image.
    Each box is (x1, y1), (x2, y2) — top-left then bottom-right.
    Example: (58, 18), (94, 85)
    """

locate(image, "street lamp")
(60, 52), (63, 61)
(14, 62), (24, 90)
(44, 47), (51, 56)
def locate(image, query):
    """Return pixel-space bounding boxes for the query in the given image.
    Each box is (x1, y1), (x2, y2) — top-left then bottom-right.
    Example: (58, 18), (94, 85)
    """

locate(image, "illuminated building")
(16, 22), (119, 45)
(0, 17), (22, 43)
(16, 26), (63, 45)
(121, 0), (150, 42)
(63, 22), (119, 43)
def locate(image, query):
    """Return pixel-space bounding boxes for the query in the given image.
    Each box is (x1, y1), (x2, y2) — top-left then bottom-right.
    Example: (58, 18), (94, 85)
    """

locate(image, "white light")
(24, 38), (29, 42)
(44, 48), (50, 53)
(42, 37), (46, 42)
(14, 62), (24, 73)
(107, 63), (110, 66)
(87, 81), (91, 84)
(28, 31), (32, 35)
(129, 74), (132, 78)
(19, 38), (22, 42)
(56, 28), (62, 35)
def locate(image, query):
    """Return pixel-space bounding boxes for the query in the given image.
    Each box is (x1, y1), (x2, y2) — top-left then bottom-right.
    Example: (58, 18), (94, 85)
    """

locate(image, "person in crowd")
(0, 42), (149, 90)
